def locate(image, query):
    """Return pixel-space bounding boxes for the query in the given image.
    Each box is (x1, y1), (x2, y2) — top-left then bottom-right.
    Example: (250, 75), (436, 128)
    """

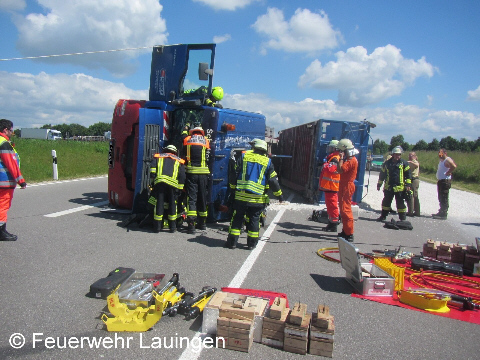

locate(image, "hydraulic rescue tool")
(165, 286), (217, 319)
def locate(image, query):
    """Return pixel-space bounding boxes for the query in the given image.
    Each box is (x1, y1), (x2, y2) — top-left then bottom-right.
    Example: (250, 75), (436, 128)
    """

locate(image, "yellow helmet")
(211, 87), (224, 101)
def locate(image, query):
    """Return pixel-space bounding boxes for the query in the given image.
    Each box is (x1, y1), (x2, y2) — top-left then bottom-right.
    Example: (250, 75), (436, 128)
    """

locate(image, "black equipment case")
(89, 267), (135, 299)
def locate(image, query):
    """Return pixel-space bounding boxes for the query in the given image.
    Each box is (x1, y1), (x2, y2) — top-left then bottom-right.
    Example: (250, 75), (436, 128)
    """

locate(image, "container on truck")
(271, 119), (372, 204)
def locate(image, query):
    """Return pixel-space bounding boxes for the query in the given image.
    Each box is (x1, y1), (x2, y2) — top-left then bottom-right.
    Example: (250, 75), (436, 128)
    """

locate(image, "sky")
(0, 0), (479, 145)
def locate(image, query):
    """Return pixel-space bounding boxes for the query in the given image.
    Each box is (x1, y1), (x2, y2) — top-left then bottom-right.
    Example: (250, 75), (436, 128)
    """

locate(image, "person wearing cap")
(225, 139), (283, 250)
(182, 126), (211, 233)
(319, 139), (341, 232)
(376, 146), (412, 222)
(336, 139), (359, 242)
(149, 145), (186, 233)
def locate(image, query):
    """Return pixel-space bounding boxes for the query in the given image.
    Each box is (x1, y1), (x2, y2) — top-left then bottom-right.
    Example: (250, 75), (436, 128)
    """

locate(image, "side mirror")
(198, 62), (213, 81)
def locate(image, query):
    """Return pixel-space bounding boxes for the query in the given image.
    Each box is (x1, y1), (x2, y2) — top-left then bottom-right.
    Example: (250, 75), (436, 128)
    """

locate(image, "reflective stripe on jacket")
(319, 152), (340, 192)
(183, 134), (210, 174)
(150, 153), (186, 189)
(378, 158), (411, 192)
(0, 136), (22, 188)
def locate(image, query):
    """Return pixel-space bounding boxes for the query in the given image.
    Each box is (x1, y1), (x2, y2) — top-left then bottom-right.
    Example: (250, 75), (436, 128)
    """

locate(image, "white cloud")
(298, 45), (437, 107)
(12, 0), (167, 76)
(223, 93), (480, 143)
(467, 85), (480, 101)
(213, 34), (232, 44)
(193, 0), (259, 11)
(0, 71), (147, 128)
(252, 8), (342, 55)
(0, 0), (26, 11)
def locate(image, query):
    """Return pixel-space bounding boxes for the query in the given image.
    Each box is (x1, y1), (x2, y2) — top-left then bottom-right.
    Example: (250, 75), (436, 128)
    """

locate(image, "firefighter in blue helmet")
(225, 139), (283, 250)
(149, 145), (186, 233)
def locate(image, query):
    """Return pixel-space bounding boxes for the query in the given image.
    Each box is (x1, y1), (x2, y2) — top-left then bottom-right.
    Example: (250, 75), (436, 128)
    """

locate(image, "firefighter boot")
(0, 224), (17, 241)
(376, 210), (389, 222)
(169, 220), (177, 233)
(247, 236), (258, 250)
(323, 222), (338, 232)
(153, 220), (162, 233)
(186, 217), (196, 234)
(196, 216), (207, 230)
(224, 234), (238, 249)
(399, 212), (407, 221)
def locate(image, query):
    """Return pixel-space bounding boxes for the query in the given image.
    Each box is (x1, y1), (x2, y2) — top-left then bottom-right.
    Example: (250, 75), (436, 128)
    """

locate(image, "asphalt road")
(0, 176), (479, 359)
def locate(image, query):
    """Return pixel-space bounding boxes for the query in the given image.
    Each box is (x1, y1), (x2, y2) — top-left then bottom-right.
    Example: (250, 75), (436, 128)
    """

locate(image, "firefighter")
(225, 139), (283, 250)
(336, 139), (359, 242)
(182, 126), (210, 233)
(149, 145), (186, 233)
(319, 140), (340, 232)
(205, 86), (224, 108)
(376, 146), (412, 222)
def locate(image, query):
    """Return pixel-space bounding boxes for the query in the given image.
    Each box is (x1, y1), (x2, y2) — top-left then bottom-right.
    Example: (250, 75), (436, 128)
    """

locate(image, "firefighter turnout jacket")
(0, 135), (25, 189)
(182, 134), (210, 174)
(230, 150), (283, 204)
(378, 157), (411, 192)
(150, 153), (186, 189)
(319, 151), (340, 192)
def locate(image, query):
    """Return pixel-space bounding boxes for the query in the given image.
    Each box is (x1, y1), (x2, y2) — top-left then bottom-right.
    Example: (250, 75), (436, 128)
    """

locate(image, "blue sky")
(1, 0), (479, 144)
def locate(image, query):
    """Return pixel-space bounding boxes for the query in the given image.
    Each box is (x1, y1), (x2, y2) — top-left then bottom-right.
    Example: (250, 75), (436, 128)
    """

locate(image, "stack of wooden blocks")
(284, 302), (311, 355)
(261, 297), (289, 349)
(216, 295), (263, 352)
(309, 305), (335, 357)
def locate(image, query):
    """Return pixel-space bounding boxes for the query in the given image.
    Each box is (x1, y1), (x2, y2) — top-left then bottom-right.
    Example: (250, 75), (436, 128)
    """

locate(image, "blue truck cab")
(108, 44), (266, 221)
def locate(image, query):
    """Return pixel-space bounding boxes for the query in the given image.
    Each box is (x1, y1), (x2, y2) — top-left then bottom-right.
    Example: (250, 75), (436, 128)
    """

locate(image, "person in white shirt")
(433, 149), (456, 220)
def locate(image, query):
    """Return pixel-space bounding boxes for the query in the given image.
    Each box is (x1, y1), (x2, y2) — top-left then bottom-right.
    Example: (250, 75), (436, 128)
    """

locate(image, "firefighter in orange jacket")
(149, 145), (186, 233)
(336, 139), (358, 242)
(0, 119), (26, 241)
(182, 126), (210, 233)
(319, 140), (340, 232)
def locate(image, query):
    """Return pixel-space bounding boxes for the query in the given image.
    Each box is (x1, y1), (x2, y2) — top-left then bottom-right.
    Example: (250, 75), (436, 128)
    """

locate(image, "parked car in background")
(367, 155), (385, 171)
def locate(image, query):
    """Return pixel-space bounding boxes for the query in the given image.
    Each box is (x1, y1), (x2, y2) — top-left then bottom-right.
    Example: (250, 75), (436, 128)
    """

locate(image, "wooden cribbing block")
(288, 302), (307, 325)
(268, 297), (287, 319)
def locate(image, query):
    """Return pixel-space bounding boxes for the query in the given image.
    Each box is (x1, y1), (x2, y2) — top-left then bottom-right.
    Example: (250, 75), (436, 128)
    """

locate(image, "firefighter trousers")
(324, 191), (339, 223)
(0, 188), (14, 223)
(339, 182), (355, 236)
(153, 183), (177, 225)
(185, 173), (208, 221)
(381, 189), (407, 219)
(227, 201), (263, 248)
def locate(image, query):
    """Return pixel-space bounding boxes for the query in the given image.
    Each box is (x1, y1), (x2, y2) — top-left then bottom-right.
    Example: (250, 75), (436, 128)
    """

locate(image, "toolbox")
(89, 267), (135, 299)
(338, 237), (395, 297)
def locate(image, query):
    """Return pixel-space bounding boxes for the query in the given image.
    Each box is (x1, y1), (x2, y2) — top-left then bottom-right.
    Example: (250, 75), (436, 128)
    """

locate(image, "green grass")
(13, 138), (109, 183)
(11, 139), (480, 195)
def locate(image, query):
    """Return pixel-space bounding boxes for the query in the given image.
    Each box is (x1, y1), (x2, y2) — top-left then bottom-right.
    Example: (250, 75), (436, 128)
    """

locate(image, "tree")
(389, 134), (409, 152)
(373, 139), (389, 155)
(88, 122), (111, 136)
(413, 139), (428, 151)
(427, 138), (439, 151)
(458, 138), (471, 152)
(439, 136), (458, 151)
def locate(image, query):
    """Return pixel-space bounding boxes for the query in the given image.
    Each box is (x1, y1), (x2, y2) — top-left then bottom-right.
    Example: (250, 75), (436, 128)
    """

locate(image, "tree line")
(14, 122), (111, 138)
(372, 135), (480, 155)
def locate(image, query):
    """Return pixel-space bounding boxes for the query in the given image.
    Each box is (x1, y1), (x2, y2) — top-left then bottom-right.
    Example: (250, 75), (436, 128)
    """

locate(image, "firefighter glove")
(377, 184), (381, 191)
(20, 182), (27, 189)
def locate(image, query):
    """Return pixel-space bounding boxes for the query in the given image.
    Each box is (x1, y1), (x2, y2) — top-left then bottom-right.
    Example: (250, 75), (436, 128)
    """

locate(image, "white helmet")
(337, 139), (354, 151)
(164, 145), (178, 154)
(392, 146), (403, 154)
(252, 139), (268, 152)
